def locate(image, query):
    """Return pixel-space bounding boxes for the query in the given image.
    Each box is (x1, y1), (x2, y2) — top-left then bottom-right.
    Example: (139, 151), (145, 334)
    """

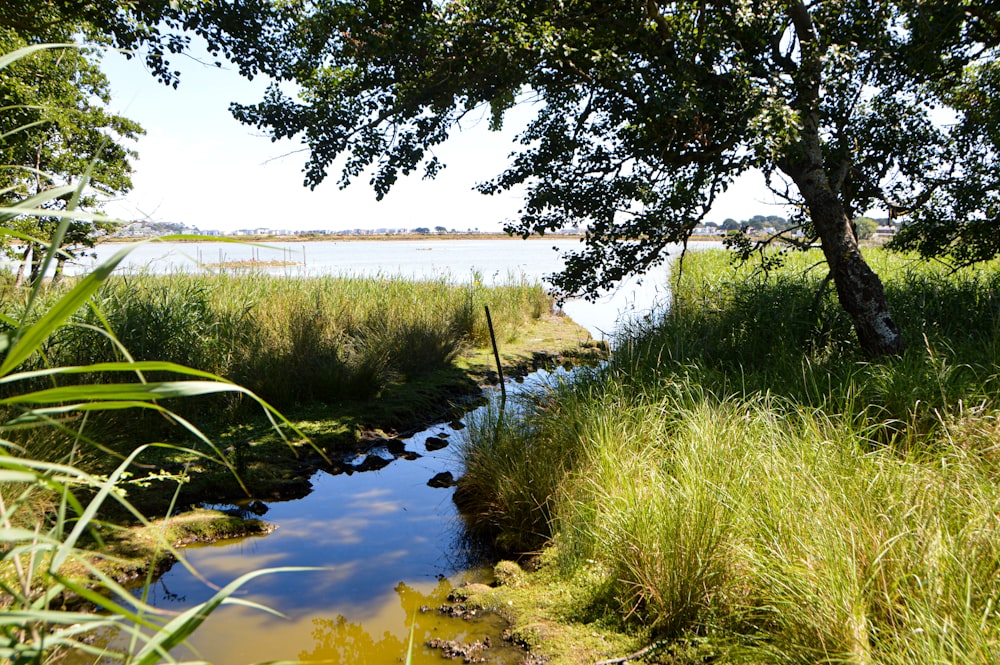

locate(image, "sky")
(101, 43), (791, 234)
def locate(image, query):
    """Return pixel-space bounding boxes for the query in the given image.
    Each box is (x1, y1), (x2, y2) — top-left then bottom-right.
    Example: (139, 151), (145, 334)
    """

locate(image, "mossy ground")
(86, 509), (275, 583)
(0, 510), (274, 609)
(459, 553), (652, 665)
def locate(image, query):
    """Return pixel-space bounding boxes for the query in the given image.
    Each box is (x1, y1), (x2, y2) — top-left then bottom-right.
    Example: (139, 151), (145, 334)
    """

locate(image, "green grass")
(1, 270), (550, 427)
(0, 268), (561, 521)
(457, 248), (1000, 664)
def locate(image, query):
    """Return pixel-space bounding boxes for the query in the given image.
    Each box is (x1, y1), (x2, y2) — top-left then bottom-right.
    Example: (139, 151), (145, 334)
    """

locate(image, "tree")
(886, 5), (1000, 267)
(0, 30), (143, 284)
(217, 0), (998, 356)
(1, 1), (283, 86)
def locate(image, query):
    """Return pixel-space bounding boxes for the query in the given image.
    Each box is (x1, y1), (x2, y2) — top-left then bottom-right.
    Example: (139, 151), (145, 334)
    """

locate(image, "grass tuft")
(457, 249), (1000, 664)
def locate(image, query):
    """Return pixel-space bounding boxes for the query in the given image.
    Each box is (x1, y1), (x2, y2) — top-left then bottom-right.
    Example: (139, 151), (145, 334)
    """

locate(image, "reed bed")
(458, 249), (1000, 664)
(6, 270), (549, 412)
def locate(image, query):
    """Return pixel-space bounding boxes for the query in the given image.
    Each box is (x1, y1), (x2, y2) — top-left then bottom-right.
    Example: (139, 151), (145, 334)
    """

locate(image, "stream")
(74, 370), (572, 664)
(61, 240), (702, 663)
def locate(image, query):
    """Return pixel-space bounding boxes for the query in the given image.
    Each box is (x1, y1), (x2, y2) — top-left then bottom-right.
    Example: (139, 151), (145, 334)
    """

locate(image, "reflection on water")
(63, 408), (524, 664)
(300, 580), (519, 665)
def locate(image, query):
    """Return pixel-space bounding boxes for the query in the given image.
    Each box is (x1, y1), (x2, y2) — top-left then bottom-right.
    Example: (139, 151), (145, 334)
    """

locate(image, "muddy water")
(85, 373), (568, 664)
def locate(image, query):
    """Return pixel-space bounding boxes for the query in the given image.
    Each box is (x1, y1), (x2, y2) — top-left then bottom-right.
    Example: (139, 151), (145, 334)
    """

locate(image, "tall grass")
(5, 271), (550, 411)
(458, 249), (1000, 663)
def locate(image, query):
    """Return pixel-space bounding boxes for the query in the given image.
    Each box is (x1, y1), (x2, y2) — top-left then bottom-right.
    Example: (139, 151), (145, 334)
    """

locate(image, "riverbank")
(454, 249), (1000, 665)
(63, 309), (606, 612)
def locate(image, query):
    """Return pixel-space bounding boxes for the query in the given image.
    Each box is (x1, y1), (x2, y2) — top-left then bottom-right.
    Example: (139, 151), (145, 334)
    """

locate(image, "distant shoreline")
(101, 232), (569, 243)
(100, 231), (727, 244)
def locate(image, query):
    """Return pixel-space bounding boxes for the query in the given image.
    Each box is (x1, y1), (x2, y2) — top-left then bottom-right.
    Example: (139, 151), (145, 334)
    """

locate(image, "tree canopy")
(17, 1), (996, 355)
(1, 0), (285, 85)
(887, 11), (1000, 267)
(0, 28), (143, 283)
(212, 0), (998, 356)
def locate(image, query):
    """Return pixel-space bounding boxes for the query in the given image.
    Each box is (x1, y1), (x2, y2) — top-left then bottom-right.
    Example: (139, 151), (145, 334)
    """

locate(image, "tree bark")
(782, 148), (905, 356)
(52, 257), (65, 284)
(777, 0), (905, 357)
(14, 245), (30, 287)
(28, 242), (43, 286)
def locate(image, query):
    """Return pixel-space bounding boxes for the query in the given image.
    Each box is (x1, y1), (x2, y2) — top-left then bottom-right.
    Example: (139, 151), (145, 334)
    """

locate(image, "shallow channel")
(61, 240), (700, 662)
(74, 370), (573, 664)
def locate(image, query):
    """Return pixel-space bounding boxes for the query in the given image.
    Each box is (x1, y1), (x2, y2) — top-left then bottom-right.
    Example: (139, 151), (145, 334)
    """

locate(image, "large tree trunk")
(784, 158), (905, 357)
(52, 256), (65, 285)
(28, 242), (43, 286)
(779, 0), (905, 357)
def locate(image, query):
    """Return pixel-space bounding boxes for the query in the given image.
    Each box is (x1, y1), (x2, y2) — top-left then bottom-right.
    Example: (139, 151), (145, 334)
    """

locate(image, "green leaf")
(49, 445), (148, 571)
(0, 185), (78, 224)
(0, 471), (38, 483)
(0, 43), (76, 70)
(0, 360), (239, 385)
(0, 380), (256, 404)
(0, 244), (132, 376)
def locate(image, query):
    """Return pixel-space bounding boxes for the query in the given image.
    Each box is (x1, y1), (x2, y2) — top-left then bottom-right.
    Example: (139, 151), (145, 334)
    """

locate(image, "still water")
(72, 237), (713, 342)
(134, 418), (522, 664)
(64, 238), (710, 663)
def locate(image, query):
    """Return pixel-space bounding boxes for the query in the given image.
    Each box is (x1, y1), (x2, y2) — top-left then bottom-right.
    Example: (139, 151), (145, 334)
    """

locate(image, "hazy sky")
(101, 43), (790, 233)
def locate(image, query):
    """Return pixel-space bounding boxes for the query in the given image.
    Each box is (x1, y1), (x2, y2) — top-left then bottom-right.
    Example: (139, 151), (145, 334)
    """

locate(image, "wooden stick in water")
(485, 305), (506, 402)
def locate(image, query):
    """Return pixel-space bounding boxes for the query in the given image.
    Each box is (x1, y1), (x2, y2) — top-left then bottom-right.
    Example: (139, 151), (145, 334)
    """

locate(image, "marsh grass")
(7, 270), (550, 418)
(459, 249), (1000, 663)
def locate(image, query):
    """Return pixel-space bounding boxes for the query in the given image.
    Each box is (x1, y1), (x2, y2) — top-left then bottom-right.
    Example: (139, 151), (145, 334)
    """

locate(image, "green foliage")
(1, 0), (283, 86)
(889, 10), (1000, 268)
(458, 248), (1000, 661)
(10, 271), (549, 414)
(215, 0), (996, 355)
(853, 216), (878, 240)
(0, 34), (143, 284)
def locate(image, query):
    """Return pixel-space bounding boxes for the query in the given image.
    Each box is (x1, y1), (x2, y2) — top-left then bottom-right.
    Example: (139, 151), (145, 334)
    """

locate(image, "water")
(57, 238), (710, 662)
(74, 372), (568, 665)
(60, 237), (715, 343)
(134, 418), (517, 664)
(73, 238), (572, 284)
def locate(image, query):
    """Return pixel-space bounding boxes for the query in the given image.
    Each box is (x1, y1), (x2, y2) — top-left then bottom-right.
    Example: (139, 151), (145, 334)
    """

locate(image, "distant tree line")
(716, 215), (793, 232)
(711, 215), (888, 240)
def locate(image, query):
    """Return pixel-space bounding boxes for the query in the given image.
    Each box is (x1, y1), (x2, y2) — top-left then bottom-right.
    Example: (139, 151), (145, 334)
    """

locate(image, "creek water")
(75, 371), (567, 665)
(61, 239), (712, 663)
